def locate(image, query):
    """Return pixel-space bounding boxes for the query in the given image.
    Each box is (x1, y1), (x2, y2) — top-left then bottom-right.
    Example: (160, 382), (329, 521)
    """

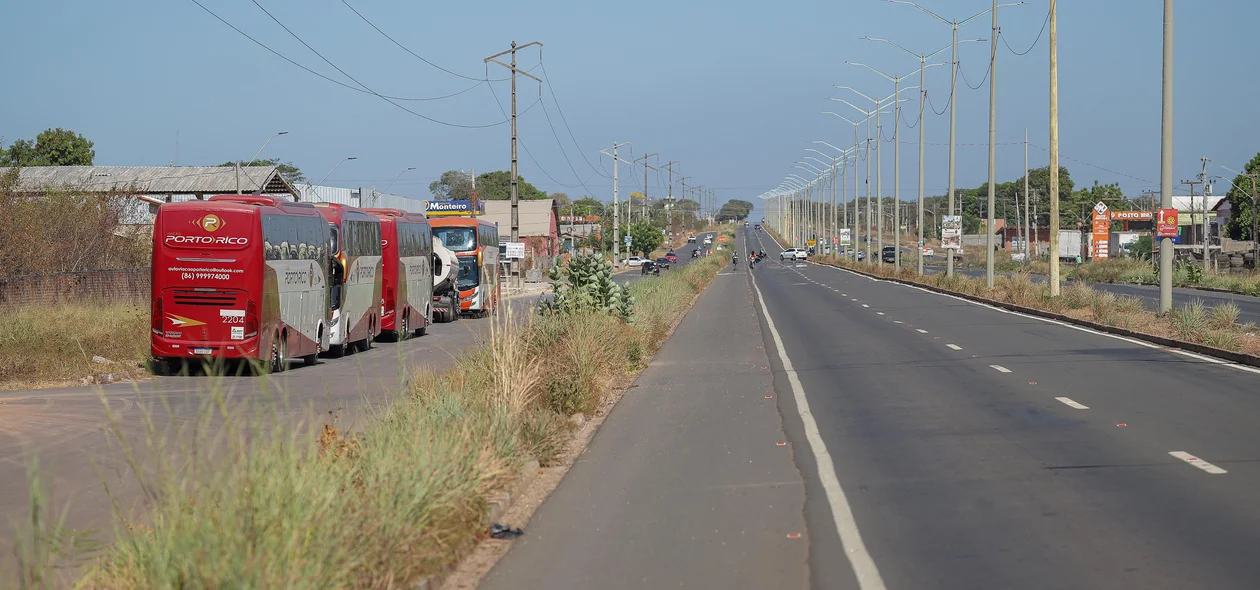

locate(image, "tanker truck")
(431, 237), (461, 323)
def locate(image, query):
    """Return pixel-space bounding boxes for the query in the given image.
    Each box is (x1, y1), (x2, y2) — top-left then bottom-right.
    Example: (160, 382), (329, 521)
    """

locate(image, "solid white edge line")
(1168, 451), (1228, 475)
(1055, 396), (1089, 410)
(990, 365), (1012, 373)
(749, 257), (887, 589)
(819, 264), (1260, 377)
(946, 344), (962, 350)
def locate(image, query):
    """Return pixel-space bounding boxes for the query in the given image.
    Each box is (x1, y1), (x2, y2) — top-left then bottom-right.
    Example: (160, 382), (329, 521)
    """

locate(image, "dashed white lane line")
(1055, 397), (1089, 410)
(946, 344), (962, 350)
(852, 298), (859, 302)
(1169, 451), (1228, 475)
(862, 304), (870, 308)
(876, 312), (885, 315)
(893, 321), (903, 324)
(916, 329), (929, 334)
(990, 365), (1012, 373)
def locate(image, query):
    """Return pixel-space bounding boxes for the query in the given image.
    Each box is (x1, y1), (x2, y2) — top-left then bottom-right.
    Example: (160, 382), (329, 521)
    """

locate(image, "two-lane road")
(748, 229), (1260, 588)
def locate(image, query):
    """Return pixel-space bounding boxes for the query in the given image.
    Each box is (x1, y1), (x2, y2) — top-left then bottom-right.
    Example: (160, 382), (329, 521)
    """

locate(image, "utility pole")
(1024, 128), (1031, 263)
(634, 153), (657, 221)
(1047, 0), (1062, 293)
(986, 0), (999, 288)
(663, 161), (678, 246)
(1182, 176), (1204, 271)
(601, 142), (631, 266)
(1200, 157), (1211, 272)
(1158, 0), (1174, 313)
(485, 40), (543, 287)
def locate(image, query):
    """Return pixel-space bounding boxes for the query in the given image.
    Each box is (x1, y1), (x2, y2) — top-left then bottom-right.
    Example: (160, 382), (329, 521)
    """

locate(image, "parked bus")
(313, 203), (383, 356)
(364, 208), (434, 340)
(150, 195), (330, 373)
(427, 216), (500, 316)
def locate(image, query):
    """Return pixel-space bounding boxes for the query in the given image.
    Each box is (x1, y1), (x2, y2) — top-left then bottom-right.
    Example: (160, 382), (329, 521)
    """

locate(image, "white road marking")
(1055, 397), (1089, 410)
(946, 344), (962, 350)
(893, 321), (903, 324)
(862, 304), (870, 308)
(851, 298), (859, 302)
(876, 312), (885, 316)
(916, 329), (928, 334)
(990, 365), (1012, 373)
(1169, 451), (1228, 475)
(827, 265), (1260, 377)
(749, 264), (887, 589)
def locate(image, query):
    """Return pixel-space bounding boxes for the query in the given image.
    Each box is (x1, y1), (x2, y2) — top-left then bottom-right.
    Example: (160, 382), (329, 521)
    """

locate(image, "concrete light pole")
(1159, 0), (1174, 313)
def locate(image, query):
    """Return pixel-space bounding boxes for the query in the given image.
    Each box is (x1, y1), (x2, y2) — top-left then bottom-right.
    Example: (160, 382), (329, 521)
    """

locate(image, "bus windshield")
(457, 257), (479, 290)
(435, 227), (476, 252)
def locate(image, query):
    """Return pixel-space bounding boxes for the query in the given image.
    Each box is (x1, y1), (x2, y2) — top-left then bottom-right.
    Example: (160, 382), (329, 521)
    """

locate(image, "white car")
(625, 256), (647, 267)
(780, 248), (808, 261)
(703, 236), (713, 245)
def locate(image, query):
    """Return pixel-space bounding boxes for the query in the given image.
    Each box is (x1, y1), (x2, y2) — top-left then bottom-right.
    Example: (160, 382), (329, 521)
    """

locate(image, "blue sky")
(3, 0), (1257, 223)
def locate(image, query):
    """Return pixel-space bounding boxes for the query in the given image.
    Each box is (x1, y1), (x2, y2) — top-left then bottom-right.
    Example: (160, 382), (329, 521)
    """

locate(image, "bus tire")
(327, 343), (346, 358)
(418, 306), (429, 336)
(276, 332), (288, 372)
(399, 314), (410, 342)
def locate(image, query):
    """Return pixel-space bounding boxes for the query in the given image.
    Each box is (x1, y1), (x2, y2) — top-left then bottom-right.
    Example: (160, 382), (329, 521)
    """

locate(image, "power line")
(539, 58), (611, 179)
(244, 0), (510, 129)
(1027, 143), (1156, 185)
(338, 0), (512, 82)
(486, 78), (592, 190)
(958, 59), (991, 90)
(1000, 8), (1052, 56)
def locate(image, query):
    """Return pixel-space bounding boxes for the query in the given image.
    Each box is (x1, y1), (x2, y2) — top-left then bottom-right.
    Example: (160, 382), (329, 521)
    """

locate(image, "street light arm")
(886, 0), (951, 26)
(862, 36), (922, 61)
(795, 162), (824, 175)
(834, 85), (877, 104)
(811, 140), (846, 154)
(829, 98), (871, 117)
(821, 111), (862, 126)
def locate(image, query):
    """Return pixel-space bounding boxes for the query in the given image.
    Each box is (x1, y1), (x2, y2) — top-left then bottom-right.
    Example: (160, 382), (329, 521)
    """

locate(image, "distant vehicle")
(641, 260), (660, 275)
(151, 195), (330, 373)
(665, 252), (678, 263)
(882, 246), (897, 263)
(364, 208), (434, 341)
(428, 216), (501, 317)
(691, 249), (699, 258)
(655, 257), (672, 270)
(780, 248), (808, 261)
(625, 256), (647, 267)
(687, 235), (697, 243)
(754, 224), (762, 231)
(314, 203), (384, 357)
(703, 236), (713, 245)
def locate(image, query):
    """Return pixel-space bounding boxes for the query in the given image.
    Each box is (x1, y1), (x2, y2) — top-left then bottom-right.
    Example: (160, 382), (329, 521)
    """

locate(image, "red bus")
(313, 203), (383, 356)
(428, 216), (500, 316)
(150, 195), (330, 373)
(363, 208), (434, 340)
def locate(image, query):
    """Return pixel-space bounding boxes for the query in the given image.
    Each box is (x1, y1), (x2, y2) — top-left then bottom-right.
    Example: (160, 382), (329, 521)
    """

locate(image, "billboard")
(840, 228), (852, 245)
(426, 199), (485, 216)
(1091, 202), (1111, 259)
(941, 215), (962, 250)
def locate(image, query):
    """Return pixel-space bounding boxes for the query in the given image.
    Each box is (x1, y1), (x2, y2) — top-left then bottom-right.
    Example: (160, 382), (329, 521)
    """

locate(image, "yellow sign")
(806, 239), (816, 247)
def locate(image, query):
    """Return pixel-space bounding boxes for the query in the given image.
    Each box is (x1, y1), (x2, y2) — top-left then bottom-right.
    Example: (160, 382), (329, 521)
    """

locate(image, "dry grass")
(0, 301), (150, 390)
(37, 254), (727, 589)
(823, 256), (1260, 356)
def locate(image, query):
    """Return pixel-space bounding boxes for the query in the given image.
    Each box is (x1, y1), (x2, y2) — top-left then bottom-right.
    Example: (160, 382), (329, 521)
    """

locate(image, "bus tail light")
(152, 298), (163, 335)
(245, 300), (259, 338)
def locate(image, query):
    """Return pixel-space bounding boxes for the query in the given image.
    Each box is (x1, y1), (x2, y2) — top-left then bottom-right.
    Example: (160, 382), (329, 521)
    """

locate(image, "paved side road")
(482, 229), (809, 589)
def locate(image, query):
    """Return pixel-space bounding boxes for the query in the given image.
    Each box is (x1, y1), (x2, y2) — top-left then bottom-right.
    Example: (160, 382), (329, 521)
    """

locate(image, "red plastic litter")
(776, 441), (787, 446)
(765, 395), (774, 399)
(786, 533), (802, 539)
(1029, 382), (1037, 385)
(1117, 423), (1127, 428)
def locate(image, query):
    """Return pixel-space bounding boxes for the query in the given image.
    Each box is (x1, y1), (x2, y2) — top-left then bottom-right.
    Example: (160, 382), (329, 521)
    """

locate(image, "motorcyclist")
(732, 252), (739, 266)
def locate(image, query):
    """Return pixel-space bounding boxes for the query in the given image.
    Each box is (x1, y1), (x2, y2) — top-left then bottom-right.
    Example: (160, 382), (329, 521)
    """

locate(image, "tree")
(218, 158), (305, 183)
(428, 170), (474, 201)
(572, 196), (605, 217)
(473, 170), (547, 201)
(716, 199), (754, 222)
(551, 191), (572, 212)
(0, 128), (95, 166)
(1225, 152), (1260, 241)
(1069, 181), (1127, 229)
(628, 219), (663, 256)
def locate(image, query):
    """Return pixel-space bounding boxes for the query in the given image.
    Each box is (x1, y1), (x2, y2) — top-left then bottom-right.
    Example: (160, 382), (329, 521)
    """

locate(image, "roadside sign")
(832, 236), (839, 245)
(717, 235), (728, 243)
(624, 235), (632, 245)
(840, 228), (852, 246)
(806, 239), (816, 247)
(1156, 208), (1179, 238)
(941, 215), (962, 250)
(1091, 202), (1110, 259)
(504, 242), (526, 259)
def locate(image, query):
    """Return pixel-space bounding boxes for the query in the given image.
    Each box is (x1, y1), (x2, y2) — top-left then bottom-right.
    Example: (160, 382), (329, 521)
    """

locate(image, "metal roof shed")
(0, 165), (298, 199)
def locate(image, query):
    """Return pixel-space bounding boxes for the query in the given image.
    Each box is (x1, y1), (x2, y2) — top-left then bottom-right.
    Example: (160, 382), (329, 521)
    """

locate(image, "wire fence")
(0, 268), (150, 307)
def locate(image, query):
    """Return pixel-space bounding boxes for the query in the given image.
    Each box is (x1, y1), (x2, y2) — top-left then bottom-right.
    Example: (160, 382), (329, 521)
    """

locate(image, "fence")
(0, 268), (150, 307)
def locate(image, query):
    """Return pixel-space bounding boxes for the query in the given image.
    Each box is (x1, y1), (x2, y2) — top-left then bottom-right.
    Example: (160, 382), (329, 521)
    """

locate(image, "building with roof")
(483, 199), (559, 257)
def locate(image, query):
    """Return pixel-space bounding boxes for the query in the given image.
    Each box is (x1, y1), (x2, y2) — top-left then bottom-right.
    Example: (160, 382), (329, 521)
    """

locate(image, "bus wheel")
(327, 343), (346, 358)
(418, 306), (429, 336)
(276, 333), (288, 372)
(399, 314), (410, 342)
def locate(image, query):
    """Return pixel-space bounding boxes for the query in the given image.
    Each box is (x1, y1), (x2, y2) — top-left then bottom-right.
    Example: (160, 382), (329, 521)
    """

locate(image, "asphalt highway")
(485, 226), (1260, 589)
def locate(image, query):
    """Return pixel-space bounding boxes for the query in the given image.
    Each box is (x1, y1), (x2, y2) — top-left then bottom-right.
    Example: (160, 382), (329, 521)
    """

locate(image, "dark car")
(691, 249), (699, 258)
(640, 260), (659, 275)
(882, 246), (897, 263)
(655, 257), (671, 270)
(665, 252), (678, 263)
